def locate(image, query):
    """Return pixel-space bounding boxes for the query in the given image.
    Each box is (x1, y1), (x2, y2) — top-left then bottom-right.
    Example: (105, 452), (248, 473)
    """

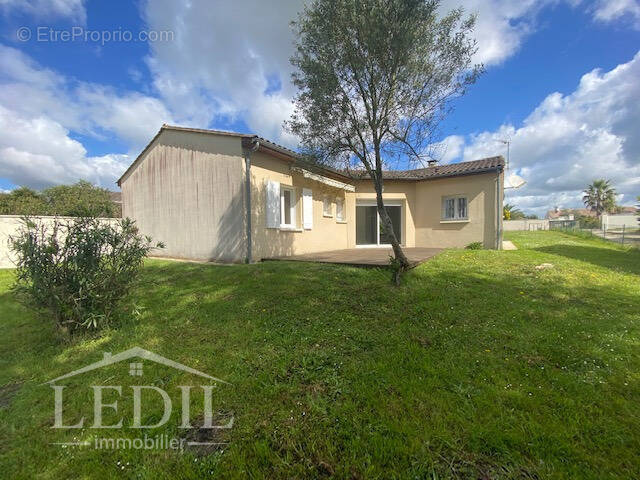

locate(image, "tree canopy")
(582, 179), (617, 217)
(0, 181), (120, 217)
(503, 203), (524, 220)
(287, 0), (481, 280)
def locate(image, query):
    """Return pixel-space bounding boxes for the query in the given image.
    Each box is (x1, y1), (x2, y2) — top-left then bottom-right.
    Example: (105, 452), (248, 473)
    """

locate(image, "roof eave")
(116, 127), (165, 187)
(350, 164), (504, 182)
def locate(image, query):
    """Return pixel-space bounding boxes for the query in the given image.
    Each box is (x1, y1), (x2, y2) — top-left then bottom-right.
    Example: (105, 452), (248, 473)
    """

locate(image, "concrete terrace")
(263, 247), (443, 268)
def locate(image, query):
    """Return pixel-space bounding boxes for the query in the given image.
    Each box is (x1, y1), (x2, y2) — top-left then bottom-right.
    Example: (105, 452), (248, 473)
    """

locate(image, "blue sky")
(0, 0), (639, 216)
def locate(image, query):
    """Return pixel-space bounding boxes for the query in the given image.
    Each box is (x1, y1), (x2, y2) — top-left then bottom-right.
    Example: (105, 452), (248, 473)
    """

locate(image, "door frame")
(355, 200), (404, 248)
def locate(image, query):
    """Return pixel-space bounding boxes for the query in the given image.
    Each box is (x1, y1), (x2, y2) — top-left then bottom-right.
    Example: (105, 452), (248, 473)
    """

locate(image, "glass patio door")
(356, 204), (402, 245)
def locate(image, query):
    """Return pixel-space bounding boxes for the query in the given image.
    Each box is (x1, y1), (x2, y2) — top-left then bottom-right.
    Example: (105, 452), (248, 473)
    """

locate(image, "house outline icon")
(43, 346), (230, 385)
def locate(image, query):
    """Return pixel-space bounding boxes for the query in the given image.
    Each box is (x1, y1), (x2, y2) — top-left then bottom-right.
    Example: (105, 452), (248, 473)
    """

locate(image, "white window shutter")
(302, 188), (313, 229)
(266, 180), (280, 228)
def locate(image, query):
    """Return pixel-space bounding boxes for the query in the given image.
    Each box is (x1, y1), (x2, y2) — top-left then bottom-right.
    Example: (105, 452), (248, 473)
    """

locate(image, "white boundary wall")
(503, 219), (549, 231)
(602, 214), (638, 229)
(0, 215), (118, 269)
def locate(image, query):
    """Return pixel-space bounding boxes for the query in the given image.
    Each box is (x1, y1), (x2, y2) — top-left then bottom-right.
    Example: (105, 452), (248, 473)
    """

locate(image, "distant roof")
(108, 191), (122, 204)
(547, 206), (636, 219)
(547, 208), (593, 219)
(117, 124), (504, 185)
(618, 206), (637, 214)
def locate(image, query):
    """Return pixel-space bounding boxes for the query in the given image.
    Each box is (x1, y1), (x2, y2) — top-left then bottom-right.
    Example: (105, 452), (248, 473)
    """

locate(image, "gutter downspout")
(496, 166), (503, 250)
(244, 137), (260, 263)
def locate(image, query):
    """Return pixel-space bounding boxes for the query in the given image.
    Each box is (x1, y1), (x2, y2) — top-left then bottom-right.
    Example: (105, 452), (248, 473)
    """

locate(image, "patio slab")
(263, 247), (443, 268)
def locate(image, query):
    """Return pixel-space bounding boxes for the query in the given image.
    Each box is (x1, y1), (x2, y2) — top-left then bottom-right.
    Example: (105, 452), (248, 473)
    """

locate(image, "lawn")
(1, 231), (639, 479)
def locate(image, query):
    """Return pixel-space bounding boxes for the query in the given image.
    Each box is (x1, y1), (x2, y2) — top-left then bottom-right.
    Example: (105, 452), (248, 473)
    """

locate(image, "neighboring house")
(108, 191), (122, 217)
(117, 125), (504, 263)
(547, 206), (635, 220)
(108, 191), (122, 206)
(547, 207), (585, 220)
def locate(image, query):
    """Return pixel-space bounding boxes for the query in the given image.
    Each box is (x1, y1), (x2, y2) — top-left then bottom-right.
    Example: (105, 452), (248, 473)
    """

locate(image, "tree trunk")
(371, 173), (410, 285)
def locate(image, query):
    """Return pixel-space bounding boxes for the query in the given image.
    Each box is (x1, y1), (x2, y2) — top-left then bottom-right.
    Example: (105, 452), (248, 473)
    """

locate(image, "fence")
(550, 223), (640, 248)
(0, 215), (119, 268)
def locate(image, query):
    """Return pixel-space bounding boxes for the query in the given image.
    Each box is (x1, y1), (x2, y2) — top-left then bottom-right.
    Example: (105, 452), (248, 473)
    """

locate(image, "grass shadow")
(534, 244), (640, 276)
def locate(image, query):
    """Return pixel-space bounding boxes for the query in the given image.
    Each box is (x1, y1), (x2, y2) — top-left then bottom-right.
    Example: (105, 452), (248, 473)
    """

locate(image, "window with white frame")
(280, 187), (297, 228)
(442, 195), (468, 220)
(335, 197), (344, 221)
(323, 195), (333, 217)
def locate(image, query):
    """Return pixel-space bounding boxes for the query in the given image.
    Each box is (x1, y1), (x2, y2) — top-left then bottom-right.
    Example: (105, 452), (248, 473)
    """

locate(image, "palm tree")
(582, 179), (616, 217)
(503, 203), (523, 220)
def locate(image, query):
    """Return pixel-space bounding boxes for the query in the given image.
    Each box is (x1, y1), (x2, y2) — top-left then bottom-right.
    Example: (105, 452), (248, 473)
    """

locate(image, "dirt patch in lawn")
(0, 382), (22, 409)
(180, 413), (234, 455)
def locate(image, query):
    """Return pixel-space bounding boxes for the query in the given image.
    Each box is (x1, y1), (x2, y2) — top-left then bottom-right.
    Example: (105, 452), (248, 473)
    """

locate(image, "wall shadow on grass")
(534, 244), (640, 276)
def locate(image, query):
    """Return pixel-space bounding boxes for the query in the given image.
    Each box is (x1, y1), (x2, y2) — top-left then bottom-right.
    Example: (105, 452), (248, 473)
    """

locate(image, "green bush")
(465, 242), (483, 250)
(9, 217), (163, 333)
(578, 215), (600, 229)
(0, 181), (121, 217)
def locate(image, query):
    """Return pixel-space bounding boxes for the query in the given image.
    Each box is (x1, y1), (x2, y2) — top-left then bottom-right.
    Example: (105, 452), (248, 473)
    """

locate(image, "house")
(547, 206), (636, 220)
(547, 207), (577, 221)
(117, 125), (504, 263)
(108, 191), (123, 217)
(108, 191), (122, 207)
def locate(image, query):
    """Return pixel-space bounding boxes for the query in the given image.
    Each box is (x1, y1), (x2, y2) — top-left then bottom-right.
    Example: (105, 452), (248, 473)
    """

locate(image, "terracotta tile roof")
(118, 124), (504, 185)
(547, 208), (592, 219)
(344, 156), (505, 181)
(547, 206), (636, 219)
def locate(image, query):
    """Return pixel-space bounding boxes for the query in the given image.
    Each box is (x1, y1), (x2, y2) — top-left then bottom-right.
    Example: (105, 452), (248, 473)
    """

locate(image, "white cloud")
(0, 45), (173, 149)
(0, 0), (86, 23)
(0, 105), (130, 189)
(141, 0), (301, 144)
(74, 84), (173, 147)
(141, 0), (579, 145)
(1, 0), (638, 195)
(592, 0), (640, 28)
(451, 52), (640, 216)
(0, 45), (173, 188)
(439, 0), (546, 66)
(431, 135), (466, 164)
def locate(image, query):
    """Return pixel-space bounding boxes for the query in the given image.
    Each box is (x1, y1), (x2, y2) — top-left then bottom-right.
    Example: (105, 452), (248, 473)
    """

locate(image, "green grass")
(1, 231), (639, 479)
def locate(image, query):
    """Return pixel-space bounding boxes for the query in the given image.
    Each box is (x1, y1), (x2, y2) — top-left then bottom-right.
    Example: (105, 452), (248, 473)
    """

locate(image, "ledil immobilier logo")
(44, 347), (233, 452)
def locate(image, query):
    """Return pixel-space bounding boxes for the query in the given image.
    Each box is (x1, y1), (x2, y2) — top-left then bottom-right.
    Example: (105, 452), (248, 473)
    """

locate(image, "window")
(280, 187), (296, 228)
(356, 202), (403, 245)
(442, 195), (468, 220)
(323, 196), (333, 217)
(336, 197), (344, 221)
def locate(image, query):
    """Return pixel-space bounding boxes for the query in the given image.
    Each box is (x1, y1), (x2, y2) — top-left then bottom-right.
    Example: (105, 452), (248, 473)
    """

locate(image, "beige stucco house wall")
(118, 125), (504, 263)
(119, 129), (246, 262)
(414, 172), (503, 249)
(248, 150), (354, 259)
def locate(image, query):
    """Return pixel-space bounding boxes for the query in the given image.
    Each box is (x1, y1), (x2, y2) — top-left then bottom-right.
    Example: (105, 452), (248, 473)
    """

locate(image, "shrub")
(465, 242), (483, 250)
(578, 215), (600, 229)
(9, 217), (163, 333)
